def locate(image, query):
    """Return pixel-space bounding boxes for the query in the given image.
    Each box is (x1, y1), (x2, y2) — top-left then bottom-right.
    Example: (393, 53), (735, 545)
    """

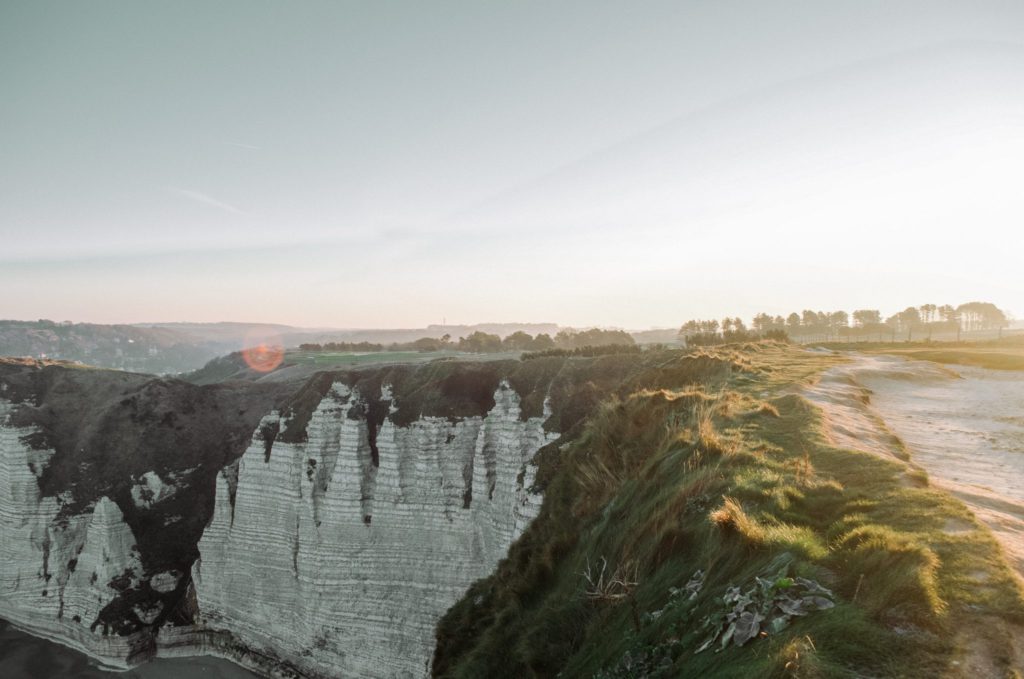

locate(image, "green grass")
(288, 350), (459, 366)
(433, 343), (1024, 678)
(814, 335), (1024, 371)
(285, 349), (529, 368)
(882, 348), (1024, 371)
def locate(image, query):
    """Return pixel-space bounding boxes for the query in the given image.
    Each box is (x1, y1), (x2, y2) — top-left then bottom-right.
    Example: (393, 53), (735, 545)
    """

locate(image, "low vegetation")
(298, 328), (635, 355)
(813, 335), (1024, 372)
(433, 343), (1024, 678)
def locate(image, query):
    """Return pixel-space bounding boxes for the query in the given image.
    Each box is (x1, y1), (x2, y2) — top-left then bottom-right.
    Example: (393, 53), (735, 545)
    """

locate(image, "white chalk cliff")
(0, 368), (561, 678)
(0, 398), (149, 667)
(191, 380), (557, 678)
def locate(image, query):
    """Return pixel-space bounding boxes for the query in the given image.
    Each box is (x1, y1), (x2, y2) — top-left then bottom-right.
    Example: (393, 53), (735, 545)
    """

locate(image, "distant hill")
(629, 327), (684, 345)
(0, 320), (568, 374)
(135, 322), (300, 344)
(0, 320), (222, 374)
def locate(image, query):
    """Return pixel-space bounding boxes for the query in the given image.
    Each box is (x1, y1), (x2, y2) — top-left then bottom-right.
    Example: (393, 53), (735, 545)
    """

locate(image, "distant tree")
(956, 302), (1007, 335)
(320, 341), (386, 352)
(896, 307), (920, 340)
(502, 331), (534, 351)
(852, 309), (881, 327)
(457, 331), (503, 353)
(678, 319), (725, 346)
(850, 310), (881, 341)
(786, 313), (802, 335)
(919, 304), (937, 325)
(752, 313), (773, 333)
(554, 329), (575, 347)
(720, 316), (754, 343)
(555, 328), (635, 350)
(829, 311), (849, 340)
(410, 337), (447, 352)
(884, 314), (901, 342)
(530, 333), (556, 350)
(678, 320), (701, 339)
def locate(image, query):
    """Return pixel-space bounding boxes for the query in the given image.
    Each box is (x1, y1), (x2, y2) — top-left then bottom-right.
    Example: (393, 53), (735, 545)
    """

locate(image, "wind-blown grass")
(433, 343), (1024, 678)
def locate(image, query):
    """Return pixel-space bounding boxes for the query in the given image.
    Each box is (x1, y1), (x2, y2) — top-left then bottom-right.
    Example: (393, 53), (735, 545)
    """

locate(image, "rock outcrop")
(192, 380), (556, 678)
(0, 398), (149, 666)
(0, 359), (290, 667)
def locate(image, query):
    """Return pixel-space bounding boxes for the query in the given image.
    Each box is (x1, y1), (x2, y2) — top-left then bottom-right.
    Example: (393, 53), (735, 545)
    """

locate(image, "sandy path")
(804, 353), (1024, 577)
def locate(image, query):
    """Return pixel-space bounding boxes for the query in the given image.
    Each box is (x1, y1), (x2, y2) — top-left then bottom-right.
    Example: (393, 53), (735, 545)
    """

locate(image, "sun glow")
(241, 333), (285, 373)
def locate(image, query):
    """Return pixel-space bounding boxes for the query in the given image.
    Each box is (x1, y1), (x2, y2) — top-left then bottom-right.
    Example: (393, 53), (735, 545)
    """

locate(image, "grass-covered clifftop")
(812, 335), (1024, 372)
(433, 343), (1024, 678)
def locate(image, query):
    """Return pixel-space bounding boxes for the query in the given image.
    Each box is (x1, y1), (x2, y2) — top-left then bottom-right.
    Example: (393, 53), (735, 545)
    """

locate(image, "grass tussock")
(834, 525), (945, 619)
(710, 497), (828, 561)
(771, 636), (824, 679)
(433, 342), (1024, 679)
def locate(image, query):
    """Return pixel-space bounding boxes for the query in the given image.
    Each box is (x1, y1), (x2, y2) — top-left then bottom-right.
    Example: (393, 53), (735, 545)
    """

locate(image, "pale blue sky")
(2, 1), (1023, 327)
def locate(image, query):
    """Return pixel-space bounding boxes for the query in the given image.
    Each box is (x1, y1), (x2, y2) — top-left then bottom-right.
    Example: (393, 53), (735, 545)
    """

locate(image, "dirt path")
(804, 352), (1024, 578)
(804, 352), (1024, 677)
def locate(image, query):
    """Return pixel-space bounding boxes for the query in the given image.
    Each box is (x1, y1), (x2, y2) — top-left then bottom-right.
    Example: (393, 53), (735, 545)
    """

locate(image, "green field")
(290, 350), (453, 366)
(285, 349), (524, 368)
(814, 336), (1024, 371)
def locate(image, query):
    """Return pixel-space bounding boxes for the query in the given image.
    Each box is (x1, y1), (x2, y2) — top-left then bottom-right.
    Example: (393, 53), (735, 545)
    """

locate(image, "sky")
(2, 1), (1024, 329)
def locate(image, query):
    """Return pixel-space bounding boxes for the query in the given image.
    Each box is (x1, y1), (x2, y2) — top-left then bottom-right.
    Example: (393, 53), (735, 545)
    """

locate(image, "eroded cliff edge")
(0, 358), (290, 666)
(0, 353), (690, 677)
(188, 378), (555, 678)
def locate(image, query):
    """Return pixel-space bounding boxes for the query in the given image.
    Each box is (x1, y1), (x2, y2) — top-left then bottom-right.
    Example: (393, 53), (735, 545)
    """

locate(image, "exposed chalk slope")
(193, 380), (558, 678)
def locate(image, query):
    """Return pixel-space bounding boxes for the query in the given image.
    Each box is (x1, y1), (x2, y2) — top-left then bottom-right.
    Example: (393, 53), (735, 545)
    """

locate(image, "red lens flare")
(241, 332), (285, 373)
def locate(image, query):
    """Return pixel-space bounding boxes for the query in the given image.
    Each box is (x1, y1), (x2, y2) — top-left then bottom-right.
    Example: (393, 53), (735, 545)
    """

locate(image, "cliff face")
(0, 359), (289, 667)
(192, 379), (556, 678)
(0, 354), (666, 676)
(0, 398), (148, 663)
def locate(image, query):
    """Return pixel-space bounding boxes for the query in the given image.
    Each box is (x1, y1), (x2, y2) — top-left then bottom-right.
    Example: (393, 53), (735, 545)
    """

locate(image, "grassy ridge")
(433, 344), (1024, 678)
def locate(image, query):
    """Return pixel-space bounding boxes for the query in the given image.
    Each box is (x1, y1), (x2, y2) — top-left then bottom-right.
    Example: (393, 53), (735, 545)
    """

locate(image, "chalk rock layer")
(0, 399), (149, 666)
(193, 380), (557, 678)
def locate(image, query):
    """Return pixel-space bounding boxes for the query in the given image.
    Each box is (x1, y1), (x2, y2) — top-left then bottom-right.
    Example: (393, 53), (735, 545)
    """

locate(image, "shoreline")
(0, 616), (277, 678)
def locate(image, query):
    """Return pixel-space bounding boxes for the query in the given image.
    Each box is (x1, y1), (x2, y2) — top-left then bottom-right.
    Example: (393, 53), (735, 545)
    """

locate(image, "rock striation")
(192, 379), (558, 678)
(0, 355), (656, 677)
(0, 398), (149, 666)
(0, 359), (290, 669)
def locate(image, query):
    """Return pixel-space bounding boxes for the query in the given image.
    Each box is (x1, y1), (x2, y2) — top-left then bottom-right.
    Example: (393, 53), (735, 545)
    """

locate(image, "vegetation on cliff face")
(433, 343), (1024, 678)
(275, 349), (737, 443)
(0, 359), (294, 633)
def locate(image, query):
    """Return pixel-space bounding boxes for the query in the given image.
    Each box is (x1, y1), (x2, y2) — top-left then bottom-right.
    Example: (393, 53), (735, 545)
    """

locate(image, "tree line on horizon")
(298, 328), (635, 355)
(679, 301), (1010, 346)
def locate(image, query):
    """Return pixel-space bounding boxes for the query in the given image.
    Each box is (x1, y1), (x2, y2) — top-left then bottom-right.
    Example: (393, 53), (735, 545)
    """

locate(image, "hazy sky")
(3, 1), (1024, 328)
